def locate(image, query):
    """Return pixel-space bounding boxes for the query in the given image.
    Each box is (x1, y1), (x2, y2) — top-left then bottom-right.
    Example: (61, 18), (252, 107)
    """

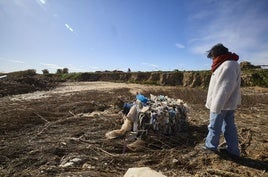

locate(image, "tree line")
(42, 68), (69, 74)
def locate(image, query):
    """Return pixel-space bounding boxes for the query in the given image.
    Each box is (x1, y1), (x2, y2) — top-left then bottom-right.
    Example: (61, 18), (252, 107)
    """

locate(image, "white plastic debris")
(123, 167), (167, 177)
(59, 157), (82, 168)
(0, 75), (7, 79)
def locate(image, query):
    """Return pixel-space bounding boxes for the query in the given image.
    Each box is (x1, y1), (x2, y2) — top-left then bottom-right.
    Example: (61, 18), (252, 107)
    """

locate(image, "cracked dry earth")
(0, 81), (267, 177)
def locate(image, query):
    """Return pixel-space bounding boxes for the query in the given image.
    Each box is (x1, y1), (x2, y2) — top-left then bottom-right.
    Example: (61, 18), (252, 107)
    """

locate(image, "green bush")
(251, 70), (268, 87)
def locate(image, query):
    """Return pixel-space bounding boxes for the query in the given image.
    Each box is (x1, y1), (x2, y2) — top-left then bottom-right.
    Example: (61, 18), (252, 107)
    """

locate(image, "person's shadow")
(189, 123), (268, 171)
(219, 154), (268, 171)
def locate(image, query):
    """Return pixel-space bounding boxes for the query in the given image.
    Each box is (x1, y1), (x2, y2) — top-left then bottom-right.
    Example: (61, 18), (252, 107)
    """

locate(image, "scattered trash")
(123, 167), (167, 177)
(106, 93), (189, 140)
(59, 155), (86, 168)
(0, 75), (7, 79)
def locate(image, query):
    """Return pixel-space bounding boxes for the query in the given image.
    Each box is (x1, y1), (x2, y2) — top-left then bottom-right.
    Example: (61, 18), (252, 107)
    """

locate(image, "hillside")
(0, 66), (267, 97)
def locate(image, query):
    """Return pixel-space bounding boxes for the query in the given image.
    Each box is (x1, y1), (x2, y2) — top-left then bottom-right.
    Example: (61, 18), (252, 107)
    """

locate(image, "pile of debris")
(106, 93), (189, 150)
(0, 72), (59, 97)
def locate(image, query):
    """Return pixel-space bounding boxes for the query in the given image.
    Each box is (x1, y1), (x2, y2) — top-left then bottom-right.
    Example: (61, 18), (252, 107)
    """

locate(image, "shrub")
(42, 69), (49, 75)
(63, 68), (69, 74)
(56, 69), (63, 74)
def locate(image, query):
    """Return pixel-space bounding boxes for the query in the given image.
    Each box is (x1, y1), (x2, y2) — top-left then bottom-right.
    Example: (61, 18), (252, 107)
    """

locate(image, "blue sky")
(0, 0), (267, 73)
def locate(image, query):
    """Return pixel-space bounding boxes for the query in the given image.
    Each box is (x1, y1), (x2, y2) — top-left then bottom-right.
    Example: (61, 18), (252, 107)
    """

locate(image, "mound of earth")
(0, 81), (267, 177)
(0, 74), (59, 97)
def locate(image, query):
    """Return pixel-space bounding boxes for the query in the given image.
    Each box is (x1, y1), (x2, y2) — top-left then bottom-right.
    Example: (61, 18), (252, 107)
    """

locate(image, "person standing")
(204, 43), (241, 157)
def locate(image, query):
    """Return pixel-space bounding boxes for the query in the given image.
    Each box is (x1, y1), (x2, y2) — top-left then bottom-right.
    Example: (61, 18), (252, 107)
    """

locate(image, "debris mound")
(106, 93), (189, 150)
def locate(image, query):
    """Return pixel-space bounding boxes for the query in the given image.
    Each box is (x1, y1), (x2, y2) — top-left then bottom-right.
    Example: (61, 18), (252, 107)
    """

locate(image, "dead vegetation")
(0, 80), (267, 177)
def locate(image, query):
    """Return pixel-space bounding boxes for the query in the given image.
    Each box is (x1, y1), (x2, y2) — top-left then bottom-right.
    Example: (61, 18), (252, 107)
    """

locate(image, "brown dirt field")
(0, 81), (267, 177)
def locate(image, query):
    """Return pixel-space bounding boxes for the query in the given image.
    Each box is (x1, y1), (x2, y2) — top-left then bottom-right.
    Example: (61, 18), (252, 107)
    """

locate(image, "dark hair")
(207, 43), (229, 58)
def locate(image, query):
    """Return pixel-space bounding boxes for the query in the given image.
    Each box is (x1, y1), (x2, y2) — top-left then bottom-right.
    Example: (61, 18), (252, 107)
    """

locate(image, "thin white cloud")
(65, 24), (74, 32)
(175, 43), (185, 49)
(35, 0), (48, 11)
(10, 60), (25, 64)
(40, 63), (62, 69)
(53, 13), (59, 18)
(188, 10), (211, 21)
(187, 0), (268, 64)
(0, 57), (25, 64)
(39, 0), (46, 5)
(0, 57), (33, 73)
(40, 63), (100, 72)
(67, 64), (100, 72)
(151, 64), (158, 68)
(88, 66), (100, 70)
(141, 62), (159, 70)
(244, 49), (268, 65)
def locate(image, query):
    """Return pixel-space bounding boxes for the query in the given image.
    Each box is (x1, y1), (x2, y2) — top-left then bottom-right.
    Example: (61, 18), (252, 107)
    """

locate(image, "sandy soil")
(8, 82), (164, 101)
(0, 81), (267, 177)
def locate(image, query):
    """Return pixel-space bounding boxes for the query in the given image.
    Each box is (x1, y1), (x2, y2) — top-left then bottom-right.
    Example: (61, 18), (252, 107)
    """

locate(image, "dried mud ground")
(0, 81), (267, 177)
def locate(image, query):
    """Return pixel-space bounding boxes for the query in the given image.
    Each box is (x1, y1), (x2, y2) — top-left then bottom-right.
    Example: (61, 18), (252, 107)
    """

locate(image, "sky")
(0, 0), (268, 73)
